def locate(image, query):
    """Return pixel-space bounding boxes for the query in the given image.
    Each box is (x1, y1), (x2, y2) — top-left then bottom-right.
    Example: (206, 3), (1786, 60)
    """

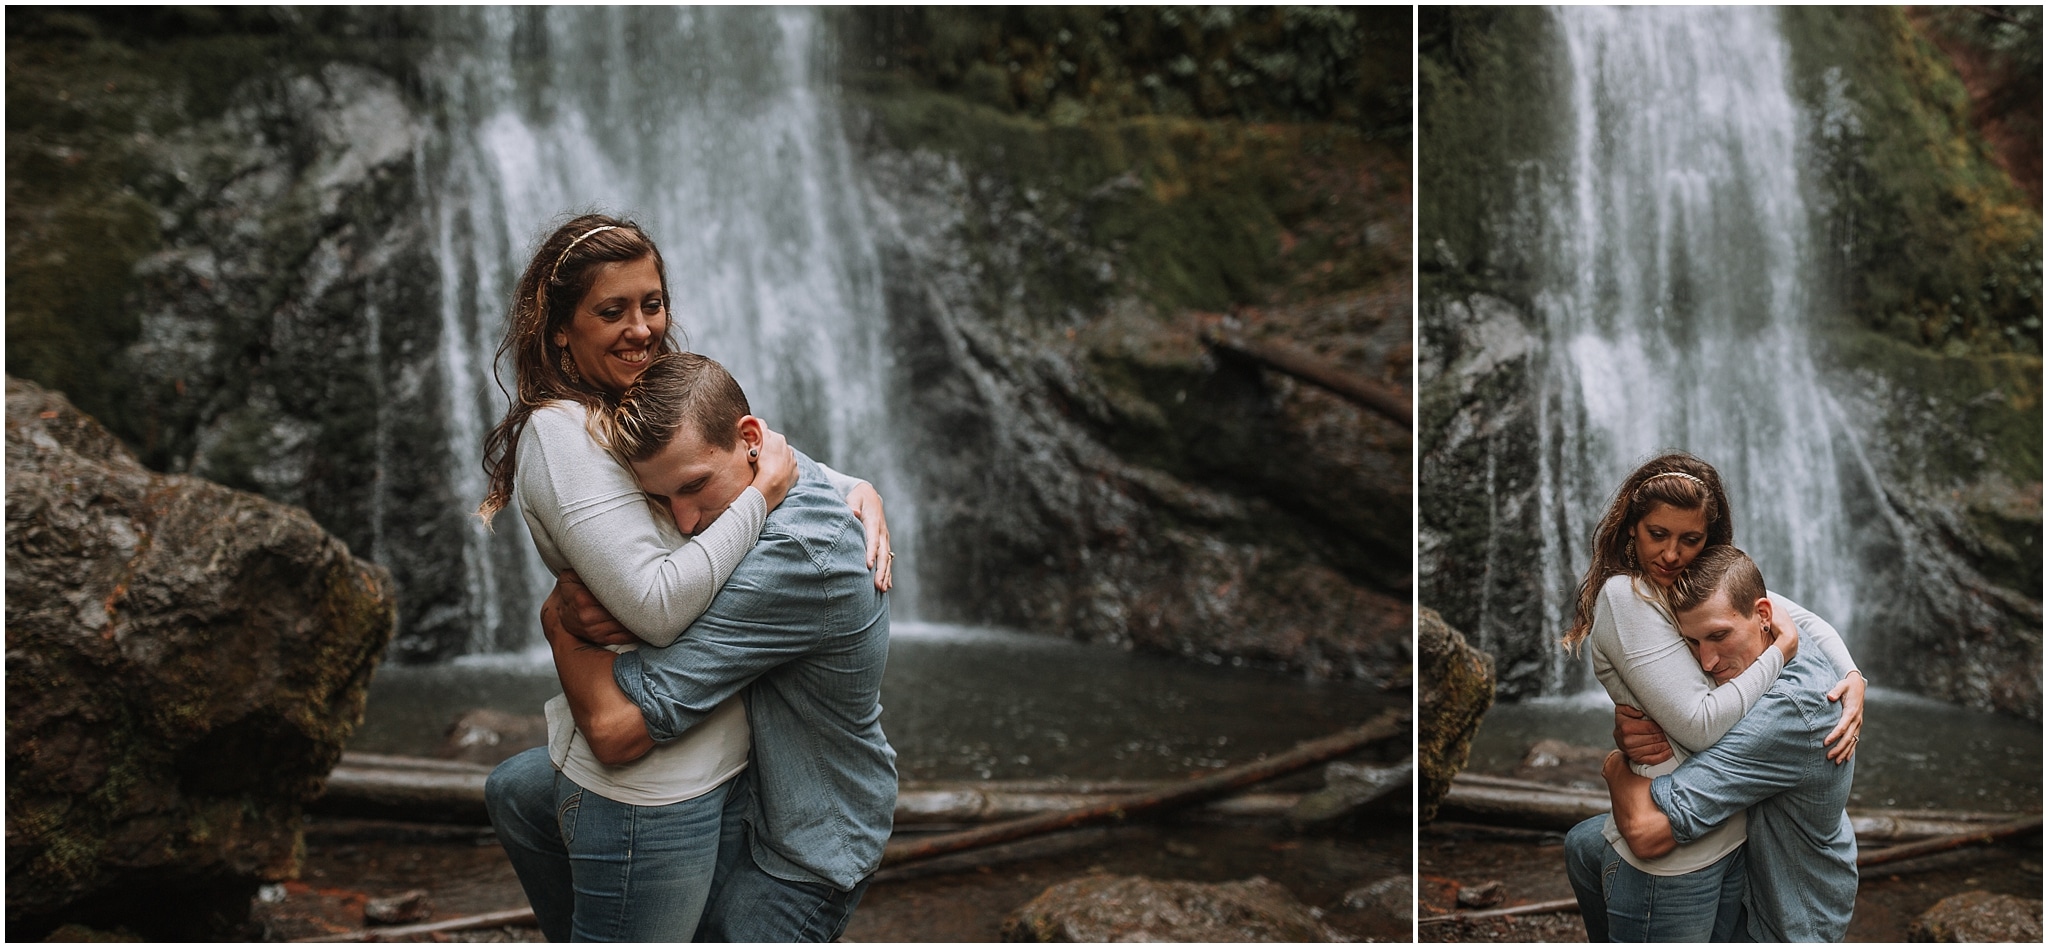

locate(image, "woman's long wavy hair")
(477, 213), (677, 525)
(1561, 452), (1735, 652)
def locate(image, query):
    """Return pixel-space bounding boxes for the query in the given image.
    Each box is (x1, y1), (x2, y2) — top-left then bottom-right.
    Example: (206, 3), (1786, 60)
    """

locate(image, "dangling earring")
(1624, 537), (1638, 568)
(560, 349), (582, 383)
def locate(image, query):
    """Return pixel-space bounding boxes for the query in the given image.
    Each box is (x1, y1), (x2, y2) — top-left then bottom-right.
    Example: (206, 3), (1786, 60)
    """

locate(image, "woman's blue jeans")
(1563, 814), (1748, 942)
(485, 746), (729, 942)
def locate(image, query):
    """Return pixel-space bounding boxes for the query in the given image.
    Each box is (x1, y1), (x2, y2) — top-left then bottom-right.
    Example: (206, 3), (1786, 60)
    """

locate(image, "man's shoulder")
(1750, 652), (1838, 737)
(749, 453), (865, 575)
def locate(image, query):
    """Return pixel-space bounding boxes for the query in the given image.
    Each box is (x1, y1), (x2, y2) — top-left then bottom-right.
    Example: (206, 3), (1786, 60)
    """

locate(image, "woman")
(477, 214), (893, 941)
(1561, 452), (1865, 942)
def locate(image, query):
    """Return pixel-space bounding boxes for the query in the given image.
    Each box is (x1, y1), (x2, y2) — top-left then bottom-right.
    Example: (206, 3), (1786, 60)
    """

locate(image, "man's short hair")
(608, 352), (751, 461)
(1672, 545), (1767, 615)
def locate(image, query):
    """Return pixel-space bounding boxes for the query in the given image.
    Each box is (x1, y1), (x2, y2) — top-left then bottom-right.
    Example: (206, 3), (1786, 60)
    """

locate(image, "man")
(491, 355), (895, 942)
(1593, 545), (1858, 942)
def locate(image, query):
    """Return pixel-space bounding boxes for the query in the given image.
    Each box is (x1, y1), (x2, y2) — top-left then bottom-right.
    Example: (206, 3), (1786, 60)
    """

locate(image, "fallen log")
(317, 754), (1311, 827)
(881, 709), (1408, 868)
(1202, 329), (1411, 430)
(1440, 774), (2028, 842)
(293, 907), (537, 942)
(1418, 897), (1580, 925)
(1857, 816), (2043, 869)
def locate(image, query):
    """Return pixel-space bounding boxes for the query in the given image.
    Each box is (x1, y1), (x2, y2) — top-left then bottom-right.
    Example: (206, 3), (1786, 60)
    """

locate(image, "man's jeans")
(1564, 815), (1747, 942)
(484, 746), (728, 942)
(694, 768), (872, 942)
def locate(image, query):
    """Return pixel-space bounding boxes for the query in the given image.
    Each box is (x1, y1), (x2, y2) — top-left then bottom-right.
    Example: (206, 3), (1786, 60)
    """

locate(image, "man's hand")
(544, 571), (637, 647)
(1613, 704), (1673, 766)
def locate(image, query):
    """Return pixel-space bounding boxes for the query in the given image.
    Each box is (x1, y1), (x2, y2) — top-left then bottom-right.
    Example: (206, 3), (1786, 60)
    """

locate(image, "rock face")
(853, 88), (1412, 682)
(1909, 890), (2043, 942)
(1001, 874), (1345, 942)
(5, 377), (396, 940)
(8, 13), (470, 661)
(1418, 608), (1496, 822)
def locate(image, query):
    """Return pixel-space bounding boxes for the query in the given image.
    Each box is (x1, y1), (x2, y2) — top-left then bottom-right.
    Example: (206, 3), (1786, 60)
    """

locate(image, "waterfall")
(417, 7), (914, 654)
(1532, 7), (1860, 691)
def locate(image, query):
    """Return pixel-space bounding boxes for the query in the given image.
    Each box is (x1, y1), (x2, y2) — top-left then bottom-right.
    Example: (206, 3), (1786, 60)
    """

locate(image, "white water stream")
(417, 7), (912, 653)
(1532, 7), (1862, 691)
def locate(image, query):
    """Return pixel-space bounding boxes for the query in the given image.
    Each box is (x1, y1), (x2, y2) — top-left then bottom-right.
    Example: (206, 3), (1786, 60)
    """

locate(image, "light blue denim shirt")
(612, 452), (896, 891)
(1650, 649), (1857, 942)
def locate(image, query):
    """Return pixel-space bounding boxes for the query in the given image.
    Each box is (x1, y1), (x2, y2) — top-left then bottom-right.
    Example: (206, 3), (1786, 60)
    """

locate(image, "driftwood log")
(1201, 329), (1411, 429)
(881, 710), (1409, 867)
(1439, 773), (2027, 843)
(319, 756), (1312, 827)
(1419, 897), (1581, 925)
(292, 907), (537, 943)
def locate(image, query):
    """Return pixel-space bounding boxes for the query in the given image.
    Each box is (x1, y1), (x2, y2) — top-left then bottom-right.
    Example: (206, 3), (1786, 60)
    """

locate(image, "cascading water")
(1531, 7), (1861, 692)
(417, 7), (914, 654)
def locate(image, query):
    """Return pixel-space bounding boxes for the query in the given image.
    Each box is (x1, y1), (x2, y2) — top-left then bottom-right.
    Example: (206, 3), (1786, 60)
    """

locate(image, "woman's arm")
(518, 404), (771, 647)
(1595, 575), (1786, 754)
(541, 593), (654, 765)
(1772, 592), (1864, 762)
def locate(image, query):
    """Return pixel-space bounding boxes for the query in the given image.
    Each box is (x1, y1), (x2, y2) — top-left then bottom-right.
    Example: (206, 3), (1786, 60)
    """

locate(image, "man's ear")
(737, 415), (764, 451)
(1755, 595), (1776, 638)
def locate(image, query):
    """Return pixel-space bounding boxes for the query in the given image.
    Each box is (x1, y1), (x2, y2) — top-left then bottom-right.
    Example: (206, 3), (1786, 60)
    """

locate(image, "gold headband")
(1636, 470), (1706, 499)
(539, 225), (623, 329)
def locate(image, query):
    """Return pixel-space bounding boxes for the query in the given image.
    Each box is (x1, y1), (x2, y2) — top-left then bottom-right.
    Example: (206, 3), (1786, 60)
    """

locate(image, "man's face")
(1675, 587), (1774, 684)
(630, 416), (760, 537)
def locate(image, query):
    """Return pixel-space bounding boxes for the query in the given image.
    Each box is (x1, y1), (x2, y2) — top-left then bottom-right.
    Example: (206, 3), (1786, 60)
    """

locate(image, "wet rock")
(1515, 739), (1610, 788)
(1339, 875), (1412, 923)
(364, 889), (434, 925)
(1001, 874), (1346, 942)
(1456, 880), (1506, 909)
(1290, 759), (1413, 829)
(5, 377), (395, 940)
(1418, 608), (1496, 822)
(857, 106), (1412, 685)
(1415, 293), (1547, 699)
(438, 709), (548, 766)
(1909, 890), (2042, 942)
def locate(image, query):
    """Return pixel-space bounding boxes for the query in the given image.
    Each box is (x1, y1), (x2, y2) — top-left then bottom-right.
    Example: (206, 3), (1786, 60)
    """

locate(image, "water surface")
(351, 622), (1403, 782)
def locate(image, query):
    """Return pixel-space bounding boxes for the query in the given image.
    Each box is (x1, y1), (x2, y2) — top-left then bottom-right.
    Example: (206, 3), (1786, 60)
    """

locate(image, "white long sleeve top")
(1589, 573), (1859, 875)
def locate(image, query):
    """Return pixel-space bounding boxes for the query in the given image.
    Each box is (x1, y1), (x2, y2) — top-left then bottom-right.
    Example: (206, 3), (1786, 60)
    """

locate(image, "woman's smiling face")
(1633, 502), (1710, 588)
(553, 255), (667, 395)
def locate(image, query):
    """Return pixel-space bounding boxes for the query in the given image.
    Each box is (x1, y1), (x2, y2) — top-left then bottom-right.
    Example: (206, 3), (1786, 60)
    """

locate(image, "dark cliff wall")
(836, 7), (1414, 682)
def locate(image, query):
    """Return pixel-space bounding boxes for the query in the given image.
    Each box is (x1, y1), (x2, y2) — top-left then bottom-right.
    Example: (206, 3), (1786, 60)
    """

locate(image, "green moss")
(1783, 7), (2042, 354)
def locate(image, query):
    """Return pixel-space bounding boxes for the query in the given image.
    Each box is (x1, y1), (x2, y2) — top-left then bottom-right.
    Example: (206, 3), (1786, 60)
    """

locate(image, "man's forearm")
(544, 595), (656, 765)
(1602, 750), (1678, 859)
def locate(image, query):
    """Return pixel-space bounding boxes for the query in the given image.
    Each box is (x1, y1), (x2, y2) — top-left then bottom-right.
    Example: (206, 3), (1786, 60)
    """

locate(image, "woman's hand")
(1822, 671), (1866, 764)
(1770, 613), (1800, 664)
(844, 482), (894, 592)
(750, 425), (797, 511)
(1613, 704), (1673, 766)
(544, 570), (637, 647)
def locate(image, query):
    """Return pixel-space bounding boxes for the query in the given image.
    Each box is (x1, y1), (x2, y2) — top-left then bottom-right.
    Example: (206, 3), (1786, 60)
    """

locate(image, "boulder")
(1339, 875), (1412, 924)
(5, 377), (396, 940)
(1909, 890), (2042, 942)
(1418, 608), (1496, 822)
(1001, 874), (1346, 942)
(1289, 759), (1413, 829)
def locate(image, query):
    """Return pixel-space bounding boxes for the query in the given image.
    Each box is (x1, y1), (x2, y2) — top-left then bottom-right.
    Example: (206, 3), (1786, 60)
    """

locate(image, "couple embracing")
(1562, 454), (1866, 942)
(474, 214), (899, 941)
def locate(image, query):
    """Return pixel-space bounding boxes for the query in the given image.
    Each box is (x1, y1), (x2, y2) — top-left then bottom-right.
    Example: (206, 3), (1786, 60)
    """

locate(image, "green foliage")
(842, 6), (1409, 142)
(1784, 6), (2042, 354)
